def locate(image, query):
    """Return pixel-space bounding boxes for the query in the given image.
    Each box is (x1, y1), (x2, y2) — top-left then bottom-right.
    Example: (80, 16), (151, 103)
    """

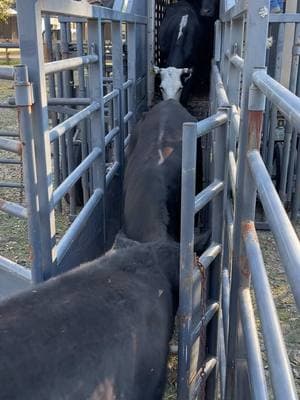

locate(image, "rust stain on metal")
(248, 110), (264, 150)
(242, 220), (259, 243)
(240, 255), (250, 279)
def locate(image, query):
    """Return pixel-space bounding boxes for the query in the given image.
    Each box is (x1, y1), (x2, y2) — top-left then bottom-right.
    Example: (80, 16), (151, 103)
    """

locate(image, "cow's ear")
(153, 65), (160, 74)
(182, 68), (193, 83)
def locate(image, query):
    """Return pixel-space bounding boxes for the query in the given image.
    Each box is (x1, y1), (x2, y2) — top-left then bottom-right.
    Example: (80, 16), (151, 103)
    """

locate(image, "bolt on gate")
(0, 0), (148, 285)
(178, 0), (300, 399)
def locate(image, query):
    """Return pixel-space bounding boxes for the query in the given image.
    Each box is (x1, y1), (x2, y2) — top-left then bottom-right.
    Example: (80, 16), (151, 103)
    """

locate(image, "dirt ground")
(0, 80), (299, 398)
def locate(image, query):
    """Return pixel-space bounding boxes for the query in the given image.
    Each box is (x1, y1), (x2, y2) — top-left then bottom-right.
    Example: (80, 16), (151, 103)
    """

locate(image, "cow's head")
(154, 66), (193, 101)
(200, 0), (219, 17)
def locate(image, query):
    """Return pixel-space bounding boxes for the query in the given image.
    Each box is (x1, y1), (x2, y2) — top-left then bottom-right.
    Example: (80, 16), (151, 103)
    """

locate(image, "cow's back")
(124, 100), (197, 242)
(0, 241), (179, 400)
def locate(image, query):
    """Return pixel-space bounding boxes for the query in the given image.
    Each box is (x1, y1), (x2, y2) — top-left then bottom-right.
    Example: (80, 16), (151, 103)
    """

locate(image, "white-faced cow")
(0, 240), (179, 400)
(155, 0), (220, 103)
(124, 99), (200, 243)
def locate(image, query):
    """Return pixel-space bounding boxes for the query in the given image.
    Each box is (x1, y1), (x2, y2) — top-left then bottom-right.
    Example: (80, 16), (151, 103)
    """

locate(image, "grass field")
(0, 78), (299, 398)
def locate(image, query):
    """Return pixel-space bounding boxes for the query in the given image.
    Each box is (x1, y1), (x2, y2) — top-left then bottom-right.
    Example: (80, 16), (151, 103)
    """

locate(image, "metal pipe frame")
(0, 130), (18, 137)
(243, 224), (298, 399)
(0, 181), (24, 189)
(196, 111), (228, 138)
(53, 147), (102, 206)
(194, 180), (224, 213)
(0, 199), (27, 219)
(230, 54), (244, 70)
(0, 255), (32, 281)
(253, 69), (300, 128)
(44, 54), (98, 75)
(0, 137), (22, 154)
(248, 150), (300, 310)
(56, 189), (103, 264)
(105, 161), (120, 186)
(49, 102), (100, 142)
(224, 1), (270, 397)
(39, 0), (147, 24)
(0, 66), (14, 80)
(239, 288), (268, 400)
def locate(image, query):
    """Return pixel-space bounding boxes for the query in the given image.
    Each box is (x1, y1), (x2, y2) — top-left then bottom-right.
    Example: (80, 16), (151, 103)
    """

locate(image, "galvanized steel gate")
(178, 0), (300, 399)
(0, 0), (148, 284)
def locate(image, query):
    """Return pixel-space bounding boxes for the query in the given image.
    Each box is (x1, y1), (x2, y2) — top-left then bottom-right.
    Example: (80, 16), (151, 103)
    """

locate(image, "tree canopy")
(0, 0), (14, 23)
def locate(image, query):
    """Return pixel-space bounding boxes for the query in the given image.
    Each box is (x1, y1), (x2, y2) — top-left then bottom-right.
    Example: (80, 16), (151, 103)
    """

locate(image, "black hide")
(124, 99), (199, 242)
(0, 240), (179, 400)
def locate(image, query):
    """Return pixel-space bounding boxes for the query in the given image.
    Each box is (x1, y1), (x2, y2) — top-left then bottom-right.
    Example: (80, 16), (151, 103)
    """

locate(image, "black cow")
(124, 99), (200, 243)
(155, 0), (219, 102)
(0, 240), (179, 400)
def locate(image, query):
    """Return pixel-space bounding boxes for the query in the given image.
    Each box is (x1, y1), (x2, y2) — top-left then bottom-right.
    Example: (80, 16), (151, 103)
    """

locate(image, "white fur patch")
(177, 14), (189, 40)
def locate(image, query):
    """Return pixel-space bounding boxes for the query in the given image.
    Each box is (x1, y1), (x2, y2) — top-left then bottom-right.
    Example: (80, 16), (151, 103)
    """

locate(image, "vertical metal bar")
(266, 22), (285, 174)
(61, 21), (76, 218)
(76, 21), (90, 205)
(16, 0), (57, 280)
(14, 65), (40, 283)
(87, 18), (106, 245)
(291, 141), (300, 221)
(227, 17), (244, 108)
(279, 23), (300, 203)
(177, 122), (197, 400)
(147, 0), (155, 107)
(44, 15), (62, 213)
(206, 108), (229, 399)
(225, 0), (269, 397)
(126, 22), (136, 136)
(112, 20), (125, 214)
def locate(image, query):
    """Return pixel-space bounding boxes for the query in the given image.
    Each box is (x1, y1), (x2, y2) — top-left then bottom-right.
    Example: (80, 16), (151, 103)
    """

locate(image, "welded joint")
(248, 70), (266, 111)
(14, 80), (34, 107)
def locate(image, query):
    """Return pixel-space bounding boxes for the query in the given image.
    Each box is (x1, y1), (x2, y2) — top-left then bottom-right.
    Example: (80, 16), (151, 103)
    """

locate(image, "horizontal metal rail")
(243, 223), (298, 399)
(0, 159), (22, 165)
(0, 42), (19, 48)
(239, 288), (268, 400)
(248, 150), (300, 310)
(0, 199), (27, 219)
(48, 97), (91, 106)
(124, 111), (133, 124)
(0, 137), (22, 154)
(123, 79), (133, 90)
(212, 63), (230, 107)
(196, 111), (228, 138)
(48, 105), (78, 116)
(0, 66), (14, 80)
(105, 127), (120, 147)
(0, 130), (18, 137)
(253, 69), (300, 128)
(269, 13), (300, 23)
(49, 102), (100, 142)
(44, 55), (98, 75)
(0, 181), (23, 188)
(0, 255), (31, 281)
(103, 89), (119, 104)
(39, 0), (148, 24)
(192, 301), (219, 344)
(106, 161), (120, 186)
(56, 189), (103, 264)
(230, 54), (244, 70)
(195, 179), (224, 213)
(190, 356), (217, 399)
(198, 242), (222, 269)
(53, 147), (102, 206)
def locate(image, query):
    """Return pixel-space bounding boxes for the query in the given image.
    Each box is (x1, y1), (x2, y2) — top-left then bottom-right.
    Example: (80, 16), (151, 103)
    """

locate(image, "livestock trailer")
(0, 0), (299, 399)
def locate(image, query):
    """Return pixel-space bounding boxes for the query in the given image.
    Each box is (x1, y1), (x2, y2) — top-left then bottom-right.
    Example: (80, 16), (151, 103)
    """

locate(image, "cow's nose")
(202, 8), (212, 16)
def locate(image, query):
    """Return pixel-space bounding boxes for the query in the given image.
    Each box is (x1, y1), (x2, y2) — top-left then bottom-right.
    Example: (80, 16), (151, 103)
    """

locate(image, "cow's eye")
(160, 86), (166, 92)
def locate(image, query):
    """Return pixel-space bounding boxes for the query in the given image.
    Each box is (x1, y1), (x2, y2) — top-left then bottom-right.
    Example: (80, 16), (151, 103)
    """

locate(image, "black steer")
(0, 240), (179, 400)
(124, 99), (201, 243)
(156, 0), (220, 102)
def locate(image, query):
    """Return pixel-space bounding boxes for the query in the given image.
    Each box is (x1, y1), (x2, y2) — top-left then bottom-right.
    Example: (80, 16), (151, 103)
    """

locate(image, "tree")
(0, 0), (13, 23)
